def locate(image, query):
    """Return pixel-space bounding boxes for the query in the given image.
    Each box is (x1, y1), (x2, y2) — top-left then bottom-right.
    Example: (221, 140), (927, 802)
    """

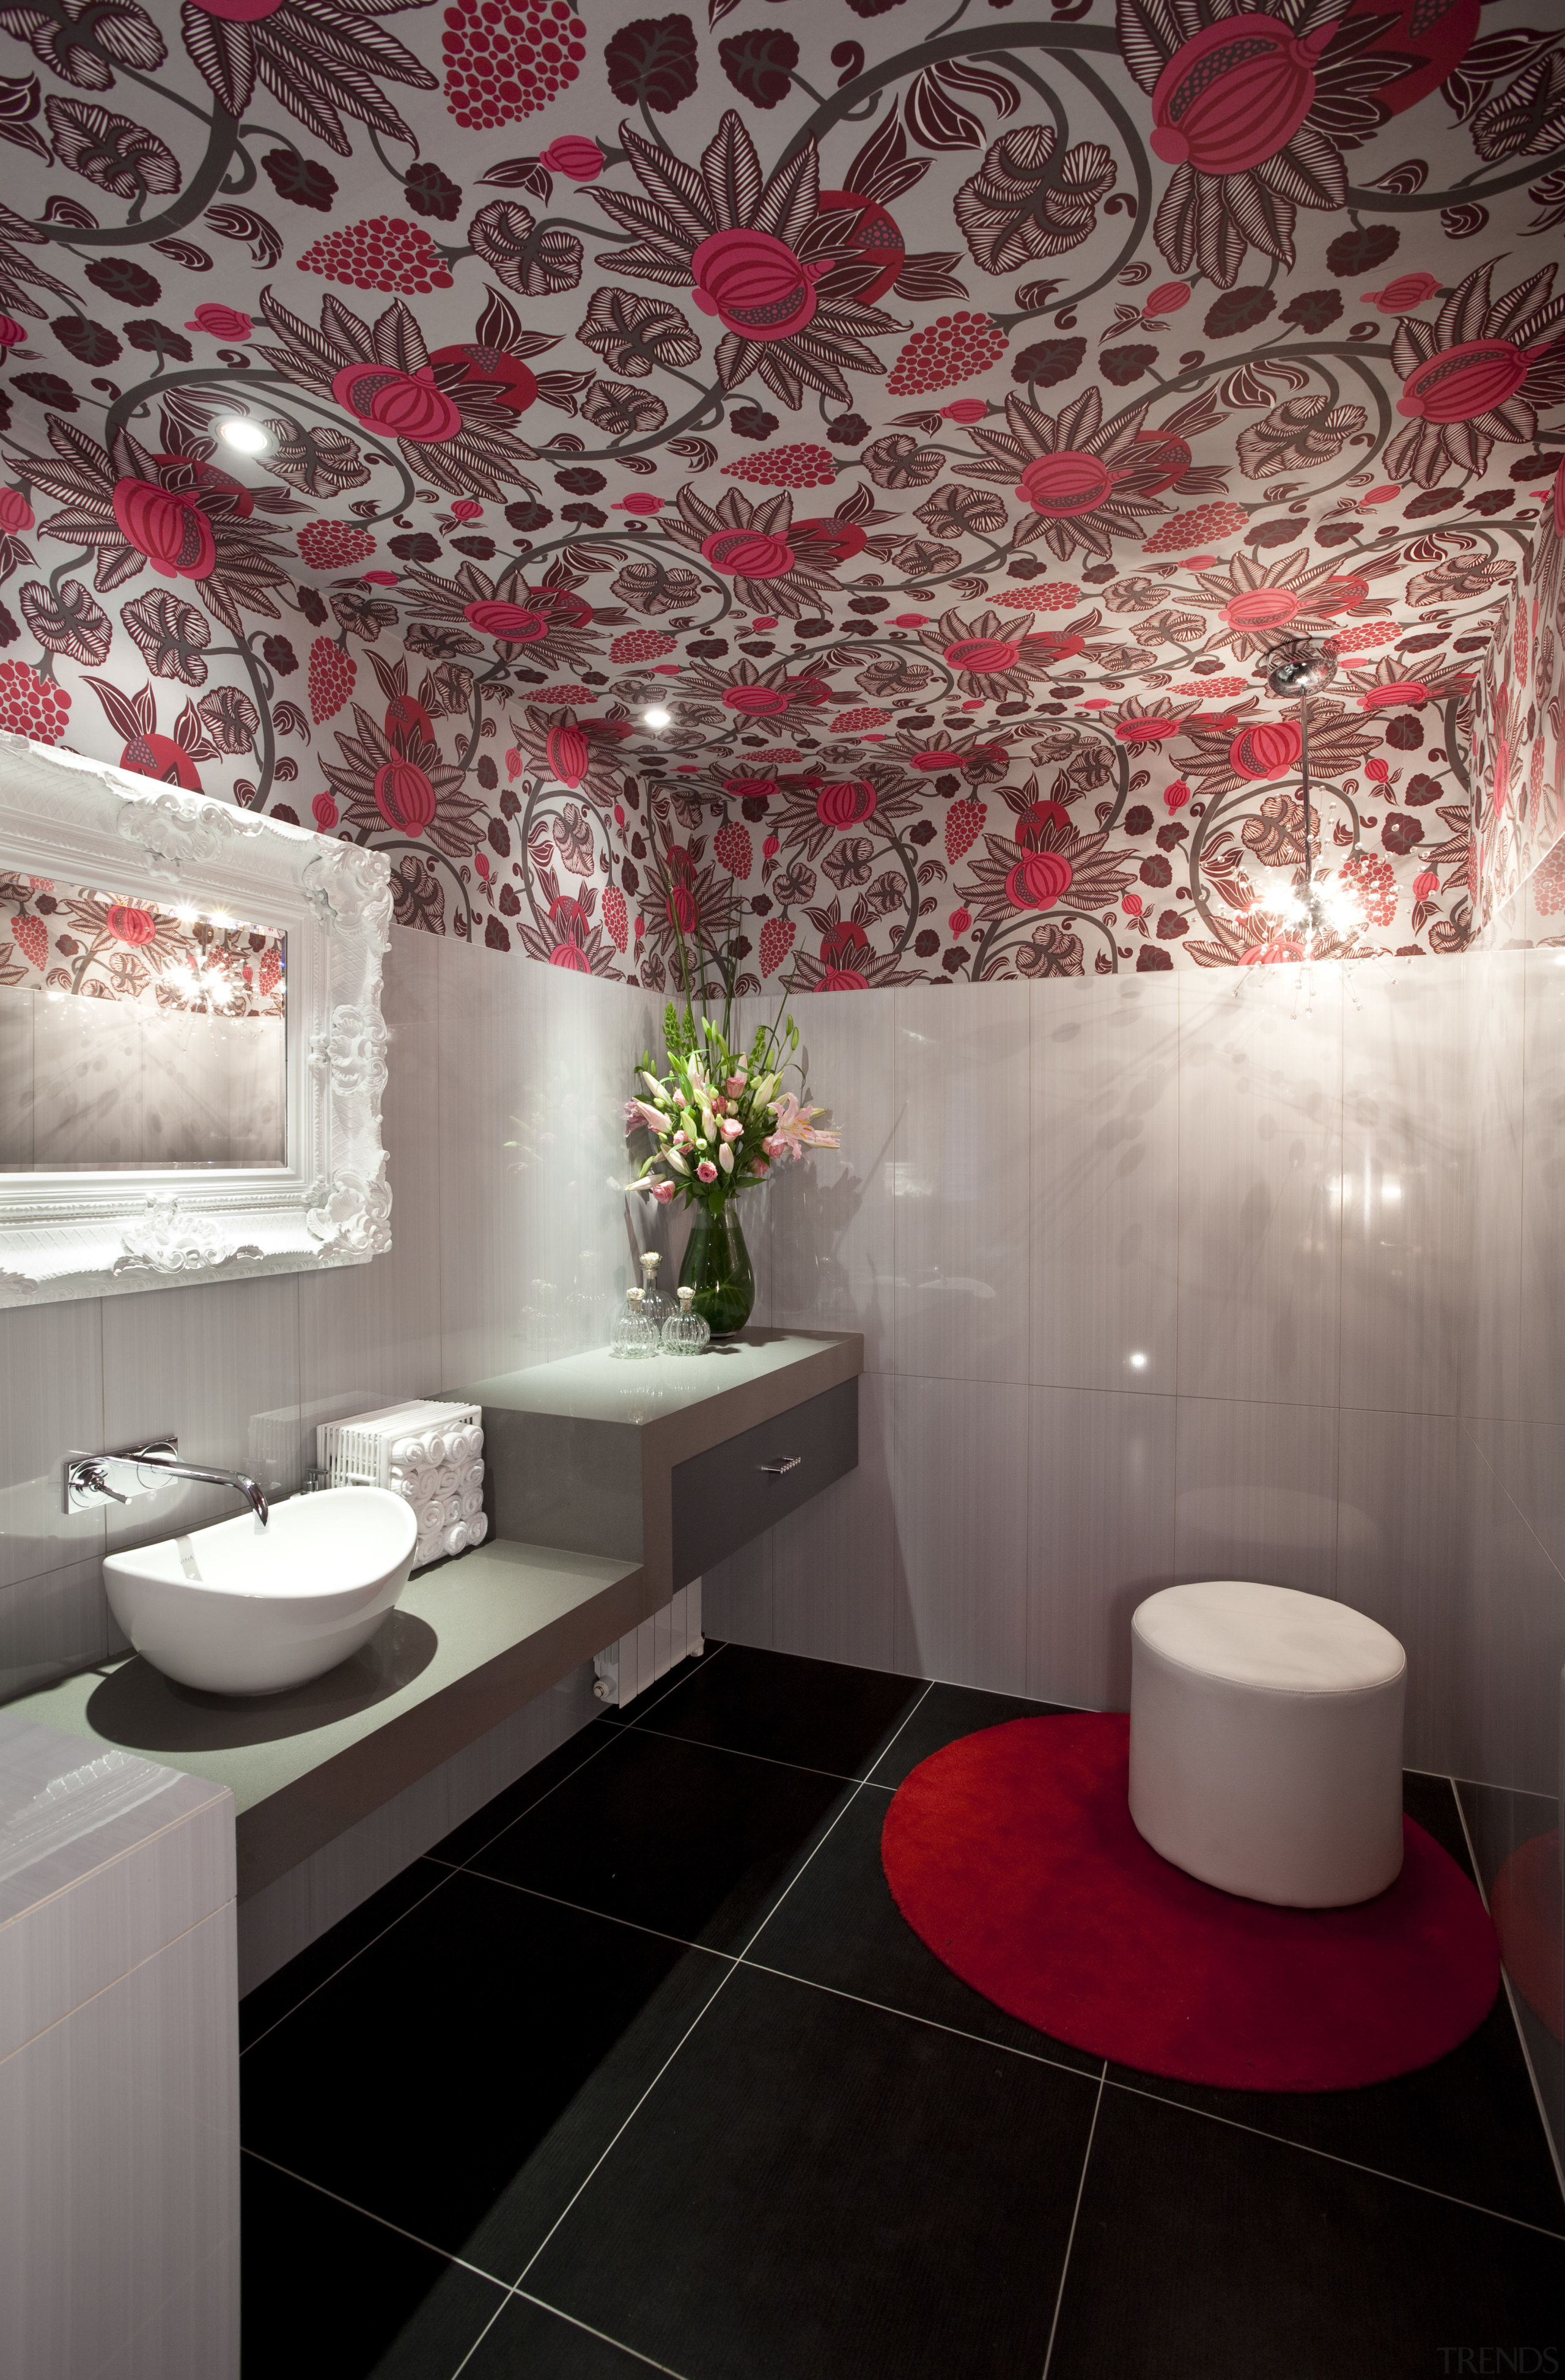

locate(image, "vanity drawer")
(670, 1377), (858, 1586)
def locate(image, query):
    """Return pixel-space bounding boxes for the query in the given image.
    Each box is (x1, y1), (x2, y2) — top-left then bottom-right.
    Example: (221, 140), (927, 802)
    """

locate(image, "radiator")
(594, 1579), (703, 1709)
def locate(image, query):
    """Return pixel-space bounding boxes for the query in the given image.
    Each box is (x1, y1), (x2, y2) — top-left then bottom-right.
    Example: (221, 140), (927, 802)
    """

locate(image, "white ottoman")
(1129, 1582), (1406, 1909)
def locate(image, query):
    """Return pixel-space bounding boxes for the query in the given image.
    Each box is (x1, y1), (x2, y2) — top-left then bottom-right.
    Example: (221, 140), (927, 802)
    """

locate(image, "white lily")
(665, 1148), (689, 1175)
(718, 1141), (734, 1173)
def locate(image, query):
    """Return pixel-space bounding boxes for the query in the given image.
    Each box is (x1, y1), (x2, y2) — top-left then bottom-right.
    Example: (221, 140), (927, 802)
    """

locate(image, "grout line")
(451, 1870), (742, 1961)
(243, 1646), (727, 2045)
(447, 2292), (511, 2380)
(1451, 1777), (1565, 2216)
(508, 1680), (935, 2296)
(512, 2288), (695, 2378)
(1039, 2064), (1105, 2380)
(240, 2146), (512, 2288)
(732, 1682), (936, 1961)
(621, 1719), (879, 1789)
(1100, 2072), (1565, 2241)
(240, 1863), (457, 2057)
(738, 1956), (1103, 2086)
(509, 1963), (743, 2293)
(444, 1647), (730, 1873)
(620, 1639), (731, 1730)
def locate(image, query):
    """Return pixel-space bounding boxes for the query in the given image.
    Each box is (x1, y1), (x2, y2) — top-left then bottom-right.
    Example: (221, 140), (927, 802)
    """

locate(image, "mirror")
(1, 872), (287, 1172)
(0, 740), (394, 1308)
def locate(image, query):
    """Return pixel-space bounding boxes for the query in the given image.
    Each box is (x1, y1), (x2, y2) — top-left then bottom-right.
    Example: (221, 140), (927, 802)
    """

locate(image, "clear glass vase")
(609, 1286), (660, 1360)
(636, 1250), (673, 1335)
(662, 1285), (710, 1358)
(678, 1202), (754, 1338)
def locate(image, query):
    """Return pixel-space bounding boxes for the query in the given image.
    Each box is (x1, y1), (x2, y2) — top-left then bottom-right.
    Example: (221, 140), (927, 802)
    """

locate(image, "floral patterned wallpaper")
(0, 871), (285, 1015)
(0, 0), (1563, 984)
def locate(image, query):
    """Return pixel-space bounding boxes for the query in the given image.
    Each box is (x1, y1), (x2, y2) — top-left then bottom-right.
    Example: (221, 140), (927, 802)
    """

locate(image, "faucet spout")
(134, 1458), (269, 1529)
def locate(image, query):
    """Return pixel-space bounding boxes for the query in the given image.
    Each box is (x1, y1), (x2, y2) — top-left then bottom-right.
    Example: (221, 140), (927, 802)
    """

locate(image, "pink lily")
(762, 1093), (841, 1165)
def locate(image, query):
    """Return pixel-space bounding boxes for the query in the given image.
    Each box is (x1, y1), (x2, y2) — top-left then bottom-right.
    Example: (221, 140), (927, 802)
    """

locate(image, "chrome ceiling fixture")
(1256, 637), (1358, 965)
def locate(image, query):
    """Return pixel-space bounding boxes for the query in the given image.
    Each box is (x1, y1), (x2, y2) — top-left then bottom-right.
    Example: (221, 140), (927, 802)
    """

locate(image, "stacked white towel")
(317, 1399), (487, 1565)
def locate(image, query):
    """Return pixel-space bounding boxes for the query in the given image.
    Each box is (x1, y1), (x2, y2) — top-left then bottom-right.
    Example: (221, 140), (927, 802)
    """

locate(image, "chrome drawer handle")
(759, 1455), (802, 1476)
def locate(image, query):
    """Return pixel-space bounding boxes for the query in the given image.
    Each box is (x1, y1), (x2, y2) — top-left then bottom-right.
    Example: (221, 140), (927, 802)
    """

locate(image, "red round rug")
(880, 1714), (1500, 2092)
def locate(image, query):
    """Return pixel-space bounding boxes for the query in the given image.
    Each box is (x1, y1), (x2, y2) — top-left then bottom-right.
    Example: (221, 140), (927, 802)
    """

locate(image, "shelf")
(6, 1539), (644, 1904)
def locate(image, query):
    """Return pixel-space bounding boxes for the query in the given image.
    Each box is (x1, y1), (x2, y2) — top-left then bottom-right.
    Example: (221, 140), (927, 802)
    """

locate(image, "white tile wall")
(5, 929), (1564, 1806)
(0, 924), (646, 1694)
(1176, 967), (1342, 1408)
(1028, 1385), (1176, 1711)
(1031, 971), (1180, 1396)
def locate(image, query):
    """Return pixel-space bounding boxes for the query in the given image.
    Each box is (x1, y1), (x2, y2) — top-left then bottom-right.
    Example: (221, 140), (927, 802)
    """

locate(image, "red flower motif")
(701, 527), (795, 578)
(111, 479), (216, 580)
(374, 758), (437, 834)
(691, 228), (825, 344)
(106, 903), (157, 945)
(816, 779), (877, 830)
(1007, 849), (1075, 908)
(540, 136), (603, 182)
(1150, 17), (1333, 174)
(1229, 720), (1303, 779)
(332, 362), (463, 443)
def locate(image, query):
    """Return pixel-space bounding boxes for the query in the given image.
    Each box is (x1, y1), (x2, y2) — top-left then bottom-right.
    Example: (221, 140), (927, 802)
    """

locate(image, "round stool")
(1129, 1582), (1406, 1909)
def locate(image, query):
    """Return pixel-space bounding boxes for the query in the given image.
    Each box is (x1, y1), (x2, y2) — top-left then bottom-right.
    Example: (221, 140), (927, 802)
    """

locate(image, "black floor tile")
(863, 1678), (1077, 1788)
(635, 1641), (924, 1778)
(427, 1719), (617, 1868)
(594, 1646), (723, 1730)
(1047, 2085), (1565, 2380)
(1098, 1772), (1563, 2233)
(239, 1858), (453, 2052)
(528, 1961), (1100, 2380)
(241, 1869), (729, 2279)
(241, 2153), (505, 2380)
(1106, 1983), (1564, 2236)
(748, 1783), (1101, 2077)
(464, 2293), (682, 2377)
(465, 1725), (852, 1952)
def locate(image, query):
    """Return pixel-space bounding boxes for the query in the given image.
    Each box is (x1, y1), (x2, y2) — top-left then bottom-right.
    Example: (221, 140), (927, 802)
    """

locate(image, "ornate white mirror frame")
(0, 734), (394, 1308)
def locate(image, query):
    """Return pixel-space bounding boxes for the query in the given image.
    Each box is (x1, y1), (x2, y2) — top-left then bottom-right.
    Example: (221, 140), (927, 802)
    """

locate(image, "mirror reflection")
(0, 872), (286, 1172)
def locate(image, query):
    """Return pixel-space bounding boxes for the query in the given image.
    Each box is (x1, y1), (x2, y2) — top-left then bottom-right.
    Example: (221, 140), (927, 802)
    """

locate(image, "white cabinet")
(0, 1717), (238, 2380)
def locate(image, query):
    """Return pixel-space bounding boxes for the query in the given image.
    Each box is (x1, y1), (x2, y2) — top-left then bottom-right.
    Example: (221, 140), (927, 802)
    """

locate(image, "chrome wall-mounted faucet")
(65, 1439), (270, 1529)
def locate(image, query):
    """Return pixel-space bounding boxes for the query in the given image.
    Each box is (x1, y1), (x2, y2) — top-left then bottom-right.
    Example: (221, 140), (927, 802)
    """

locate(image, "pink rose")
(188, 302), (252, 341)
(652, 1179), (675, 1203)
(697, 1160), (718, 1183)
(540, 136), (603, 182)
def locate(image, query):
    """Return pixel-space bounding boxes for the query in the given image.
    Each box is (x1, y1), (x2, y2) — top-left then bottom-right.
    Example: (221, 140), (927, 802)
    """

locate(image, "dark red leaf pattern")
(0, 0), (1553, 975)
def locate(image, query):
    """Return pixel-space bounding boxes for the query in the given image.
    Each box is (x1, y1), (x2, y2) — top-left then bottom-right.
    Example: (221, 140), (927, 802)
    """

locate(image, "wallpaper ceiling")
(0, 0), (1562, 986)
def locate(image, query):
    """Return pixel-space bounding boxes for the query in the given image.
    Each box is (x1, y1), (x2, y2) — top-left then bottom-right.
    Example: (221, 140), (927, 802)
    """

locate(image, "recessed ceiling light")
(218, 419), (268, 456)
(643, 706), (672, 729)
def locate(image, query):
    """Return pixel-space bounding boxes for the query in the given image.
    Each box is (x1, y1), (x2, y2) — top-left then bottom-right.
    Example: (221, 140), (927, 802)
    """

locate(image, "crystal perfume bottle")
(609, 1286), (660, 1360)
(661, 1284), (711, 1357)
(637, 1250), (674, 1335)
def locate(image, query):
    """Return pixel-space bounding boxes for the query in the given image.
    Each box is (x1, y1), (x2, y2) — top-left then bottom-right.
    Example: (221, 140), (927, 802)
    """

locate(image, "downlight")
(218, 419), (268, 456)
(643, 706), (672, 729)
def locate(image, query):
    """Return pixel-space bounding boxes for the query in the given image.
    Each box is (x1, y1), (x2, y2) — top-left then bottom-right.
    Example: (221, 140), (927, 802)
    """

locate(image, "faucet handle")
(73, 1460), (130, 1506)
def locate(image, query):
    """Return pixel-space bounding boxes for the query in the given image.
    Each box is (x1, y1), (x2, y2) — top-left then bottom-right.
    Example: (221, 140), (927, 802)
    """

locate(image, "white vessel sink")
(103, 1488), (420, 1697)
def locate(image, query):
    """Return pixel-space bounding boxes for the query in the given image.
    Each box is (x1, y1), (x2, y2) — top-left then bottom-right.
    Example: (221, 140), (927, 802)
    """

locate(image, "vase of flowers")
(627, 1003), (838, 1338)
